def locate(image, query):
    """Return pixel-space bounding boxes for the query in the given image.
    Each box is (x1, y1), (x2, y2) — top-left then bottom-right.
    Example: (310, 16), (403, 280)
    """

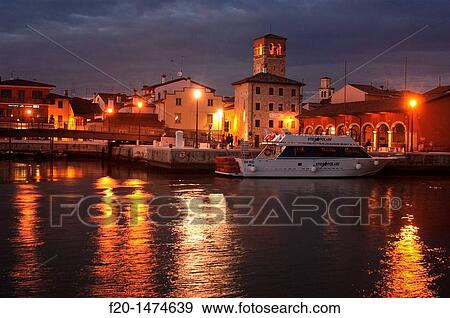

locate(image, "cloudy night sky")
(1, 0), (449, 99)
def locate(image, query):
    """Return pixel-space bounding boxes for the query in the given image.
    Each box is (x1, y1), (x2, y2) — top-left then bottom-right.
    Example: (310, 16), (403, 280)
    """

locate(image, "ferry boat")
(215, 133), (397, 178)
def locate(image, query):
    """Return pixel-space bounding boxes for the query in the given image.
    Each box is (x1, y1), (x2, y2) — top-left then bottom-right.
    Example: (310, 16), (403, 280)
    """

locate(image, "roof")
(0, 78), (55, 88)
(142, 77), (216, 93)
(96, 92), (129, 100)
(232, 72), (304, 86)
(423, 85), (450, 102)
(254, 33), (287, 41)
(69, 97), (102, 116)
(349, 83), (400, 97)
(302, 98), (406, 118)
(48, 93), (70, 99)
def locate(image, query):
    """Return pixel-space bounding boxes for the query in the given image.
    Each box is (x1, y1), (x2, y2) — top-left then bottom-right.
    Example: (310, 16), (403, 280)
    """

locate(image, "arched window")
(337, 125), (346, 136)
(362, 125), (373, 143)
(392, 123), (406, 144)
(377, 124), (389, 147)
(325, 126), (334, 135)
(269, 43), (276, 55)
(276, 44), (282, 55)
(304, 127), (313, 135)
(349, 125), (360, 142)
(315, 126), (324, 135)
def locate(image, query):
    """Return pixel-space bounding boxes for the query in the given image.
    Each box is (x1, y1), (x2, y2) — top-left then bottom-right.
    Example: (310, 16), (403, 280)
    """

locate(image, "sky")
(1, 0), (449, 100)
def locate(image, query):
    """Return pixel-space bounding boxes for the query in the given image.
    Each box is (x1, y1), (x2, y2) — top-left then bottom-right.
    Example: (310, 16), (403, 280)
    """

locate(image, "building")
(318, 77), (334, 103)
(142, 77), (225, 142)
(69, 97), (103, 126)
(47, 93), (75, 129)
(331, 83), (400, 104)
(93, 92), (129, 113)
(301, 85), (450, 152)
(0, 78), (54, 127)
(231, 34), (304, 146)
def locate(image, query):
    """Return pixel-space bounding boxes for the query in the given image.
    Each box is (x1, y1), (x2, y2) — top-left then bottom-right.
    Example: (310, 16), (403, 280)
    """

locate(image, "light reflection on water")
(0, 159), (448, 297)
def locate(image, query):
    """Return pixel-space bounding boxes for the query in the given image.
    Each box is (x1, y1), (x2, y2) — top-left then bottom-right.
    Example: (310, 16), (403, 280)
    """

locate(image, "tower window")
(255, 102), (260, 110)
(291, 89), (296, 96)
(269, 87), (274, 95)
(279, 88), (283, 96)
(269, 120), (274, 128)
(276, 44), (282, 55)
(255, 119), (260, 127)
(255, 87), (261, 94)
(270, 43), (275, 55)
(278, 104), (283, 111)
(269, 103), (274, 111)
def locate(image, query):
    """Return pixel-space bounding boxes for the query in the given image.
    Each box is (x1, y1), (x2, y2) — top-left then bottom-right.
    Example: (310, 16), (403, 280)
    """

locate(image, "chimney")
(161, 74), (166, 84)
(64, 89), (69, 97)
(187, 77), (191, 87)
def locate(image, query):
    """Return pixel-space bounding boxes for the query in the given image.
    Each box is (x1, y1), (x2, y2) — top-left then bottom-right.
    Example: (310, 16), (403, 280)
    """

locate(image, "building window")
(175, 113), (181, 123)
(291, 104), (296, 112)
(207, 113), (213, 124)
(269, 103), (274, 111)
(255, 87), (261, 94)
(18, 90), (25, 102)
(32, 91), (43, 99)
(278, 103), (283, 111)
(269, 120), (274, 128)
(224, 120), (230, 132)
(291, 89), (296, 97)
(157, 92), (161, 100)
(176, 98), (182, 105)
(291, 121), (296, 129)
(58, 101), (63, 108)
(0, 89), (12, 98)
(269, 87), (274, 95)
(279, 88), (283, 96)
(208, 99), (213, 106)
(255, 119), (260, 127)
(278, 120), (283, 128)
(255, 102), (260, 110)
(58, 115), (63, 123)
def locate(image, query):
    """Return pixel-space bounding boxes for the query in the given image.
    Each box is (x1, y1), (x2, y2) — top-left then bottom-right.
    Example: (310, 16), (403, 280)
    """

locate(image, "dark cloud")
(1, 0), (449, 98)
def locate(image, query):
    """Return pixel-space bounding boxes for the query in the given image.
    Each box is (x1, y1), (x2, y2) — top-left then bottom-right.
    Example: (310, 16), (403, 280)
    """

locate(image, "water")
(0, 159), (449, 297)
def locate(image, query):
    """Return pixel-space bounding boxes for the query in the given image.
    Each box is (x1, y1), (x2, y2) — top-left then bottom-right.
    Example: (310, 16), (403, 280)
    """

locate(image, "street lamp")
(106, 107), (113, 132)
(193, 89), (202, 148)
(137, 101), (143, 146)
(408, 98), (417, 152)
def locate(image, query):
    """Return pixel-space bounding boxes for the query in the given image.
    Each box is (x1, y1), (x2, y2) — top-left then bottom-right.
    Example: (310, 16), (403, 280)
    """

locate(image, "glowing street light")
(26, 109), (32, 115)
(193, 89), (202, 148)
(137, 101), (144, 146)
(408, 98), (418, 152)
(107, 107), (113, 114)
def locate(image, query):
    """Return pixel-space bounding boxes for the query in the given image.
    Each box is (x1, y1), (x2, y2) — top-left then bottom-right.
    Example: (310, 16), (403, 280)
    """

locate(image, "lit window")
(276, 44), (282, 55)
(176, 98), (182, 105)
(175, 113), (181, 123)
(270, 43), (275, 55)
(208, 99), (213, 106)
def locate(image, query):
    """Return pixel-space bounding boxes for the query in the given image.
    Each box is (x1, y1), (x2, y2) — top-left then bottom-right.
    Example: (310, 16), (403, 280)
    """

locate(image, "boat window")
(278, 146), (371, 158)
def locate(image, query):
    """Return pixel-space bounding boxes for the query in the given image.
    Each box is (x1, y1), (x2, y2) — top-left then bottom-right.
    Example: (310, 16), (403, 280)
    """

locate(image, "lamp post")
(193, 89), (202, 148)
(106, 107), (113, 132)
(137, 101), (143, 145)
(408, 98), (417, 152)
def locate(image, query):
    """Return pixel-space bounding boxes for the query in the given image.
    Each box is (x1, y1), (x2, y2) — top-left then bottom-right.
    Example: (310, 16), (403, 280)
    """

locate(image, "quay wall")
(1, 140), (450, 172)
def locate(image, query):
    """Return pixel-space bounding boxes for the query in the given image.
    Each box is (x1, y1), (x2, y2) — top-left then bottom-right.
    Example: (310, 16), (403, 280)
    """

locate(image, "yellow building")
(47, 93), (75, 129)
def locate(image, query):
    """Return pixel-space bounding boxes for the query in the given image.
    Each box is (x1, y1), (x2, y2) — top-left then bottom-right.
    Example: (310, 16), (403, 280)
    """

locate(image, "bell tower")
(252, 34), (286, 77)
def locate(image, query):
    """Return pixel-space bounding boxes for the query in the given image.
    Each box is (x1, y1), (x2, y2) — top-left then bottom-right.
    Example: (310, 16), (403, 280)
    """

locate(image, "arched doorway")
(304, 126), (313, 135)
(315, 126), (324, 135)
(392, 123), (406, 144)
(349, 125), (360, 142)
(337, 125), (346, 136)
(325, 125), (334, 135)
(377, 124), (389, 148)
(362, 124), (374, 144)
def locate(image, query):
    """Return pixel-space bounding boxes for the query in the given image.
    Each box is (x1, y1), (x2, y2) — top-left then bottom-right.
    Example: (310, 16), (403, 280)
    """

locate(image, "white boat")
(215, 134), (398, 178)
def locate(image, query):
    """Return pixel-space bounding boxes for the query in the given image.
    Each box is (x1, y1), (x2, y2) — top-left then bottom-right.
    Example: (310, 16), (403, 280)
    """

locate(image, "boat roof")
(263, 134), (360, 146)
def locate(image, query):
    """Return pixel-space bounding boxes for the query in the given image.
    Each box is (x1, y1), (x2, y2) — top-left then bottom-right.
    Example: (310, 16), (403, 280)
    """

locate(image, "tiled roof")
(424, 85), (450, 99)
(142, 77), (216, 92)
(232, 72), (304, 86)
(254, 33), (287, 40)
(0, 79), (55, 88)
(349, 83), (400, 96)
(302, 98), (405, 118)
(70, 97), (102, 116)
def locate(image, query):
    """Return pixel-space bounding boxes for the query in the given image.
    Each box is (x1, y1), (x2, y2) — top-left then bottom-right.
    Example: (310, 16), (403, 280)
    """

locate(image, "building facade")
(231, 34), (304, 147)
(0, 79), (54, 127)
(47, 93), (75, 129)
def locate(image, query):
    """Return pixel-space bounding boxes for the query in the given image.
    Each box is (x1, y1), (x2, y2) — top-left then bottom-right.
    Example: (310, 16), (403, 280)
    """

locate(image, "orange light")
(409, 99), (417, 108)
(107, 108), (113, 114)
(193, 89), (202, 99)
(137, 101), (143, 108)
(26, 109), (32, 115)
